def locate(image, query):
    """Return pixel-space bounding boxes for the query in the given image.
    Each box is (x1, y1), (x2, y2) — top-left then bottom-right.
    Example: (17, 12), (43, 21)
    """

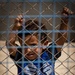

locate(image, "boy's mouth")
(25, 52), (38, 60)
(27, 52), (35, 56)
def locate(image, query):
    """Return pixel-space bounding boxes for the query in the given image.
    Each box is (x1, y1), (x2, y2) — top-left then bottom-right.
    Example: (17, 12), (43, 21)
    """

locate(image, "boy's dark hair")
(18, 20), (47, 43)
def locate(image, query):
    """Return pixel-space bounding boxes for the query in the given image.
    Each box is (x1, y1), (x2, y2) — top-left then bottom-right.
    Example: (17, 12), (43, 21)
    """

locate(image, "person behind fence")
(6, 7), (73, 75)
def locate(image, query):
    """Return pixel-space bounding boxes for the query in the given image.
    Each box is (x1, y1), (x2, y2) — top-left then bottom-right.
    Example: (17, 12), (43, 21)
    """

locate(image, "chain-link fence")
(0, 0), (75, 75)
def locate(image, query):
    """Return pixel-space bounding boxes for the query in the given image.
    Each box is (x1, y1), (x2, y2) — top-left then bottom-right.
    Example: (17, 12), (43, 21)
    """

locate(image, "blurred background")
(0, 0), (75, 75)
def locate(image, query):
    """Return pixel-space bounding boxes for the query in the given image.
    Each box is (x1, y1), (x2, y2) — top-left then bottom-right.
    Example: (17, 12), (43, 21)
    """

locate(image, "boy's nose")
(27, 48), (32, 52)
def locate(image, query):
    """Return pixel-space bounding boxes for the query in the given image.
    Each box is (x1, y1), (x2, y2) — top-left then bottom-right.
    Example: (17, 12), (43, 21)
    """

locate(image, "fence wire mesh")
(0, 0), (75, 75)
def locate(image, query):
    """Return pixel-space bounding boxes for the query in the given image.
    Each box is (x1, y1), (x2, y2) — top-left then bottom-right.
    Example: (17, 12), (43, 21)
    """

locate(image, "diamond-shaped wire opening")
(0, 2), (9, 16)
(9, 2), (23, 15)
(25, 2), (40, 15)
(1, 63), (15, 75)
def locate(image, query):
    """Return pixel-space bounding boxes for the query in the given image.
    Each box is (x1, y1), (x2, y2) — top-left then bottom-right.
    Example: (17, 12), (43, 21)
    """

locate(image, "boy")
(6, 7), (73, 75)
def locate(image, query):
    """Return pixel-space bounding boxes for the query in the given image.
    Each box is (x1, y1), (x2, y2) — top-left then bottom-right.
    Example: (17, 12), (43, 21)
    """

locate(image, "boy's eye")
(24, 44), (38, 48)
(24, 44), (27, 46)
(30, 44), (37, 46)
(24, 44), (37, 46)
(29, 44), (38, 48)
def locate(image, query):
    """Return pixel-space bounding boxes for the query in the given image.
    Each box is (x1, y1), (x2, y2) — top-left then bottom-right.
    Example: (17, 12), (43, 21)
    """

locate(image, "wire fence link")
(0, 0), (75, 75)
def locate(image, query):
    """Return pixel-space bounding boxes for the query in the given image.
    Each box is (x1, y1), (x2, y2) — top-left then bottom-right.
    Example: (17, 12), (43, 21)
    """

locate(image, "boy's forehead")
(25, 35), (39, 44)
(25, 33), (38, 40)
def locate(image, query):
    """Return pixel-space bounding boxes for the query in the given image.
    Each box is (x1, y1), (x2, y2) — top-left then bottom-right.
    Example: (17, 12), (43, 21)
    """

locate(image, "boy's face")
(21, 35), (43, 60)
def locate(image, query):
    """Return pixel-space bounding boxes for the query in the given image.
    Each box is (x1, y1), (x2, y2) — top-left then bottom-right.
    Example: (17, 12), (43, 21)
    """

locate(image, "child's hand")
(13, 15), (24, 30)
(61, 7), (73, 23)
(62, 7), (73, 15)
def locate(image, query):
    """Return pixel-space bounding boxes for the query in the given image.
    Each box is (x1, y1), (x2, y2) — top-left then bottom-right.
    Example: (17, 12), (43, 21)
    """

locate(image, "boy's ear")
(43, 40), (49, 46)
(42, 40), (49, 50)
